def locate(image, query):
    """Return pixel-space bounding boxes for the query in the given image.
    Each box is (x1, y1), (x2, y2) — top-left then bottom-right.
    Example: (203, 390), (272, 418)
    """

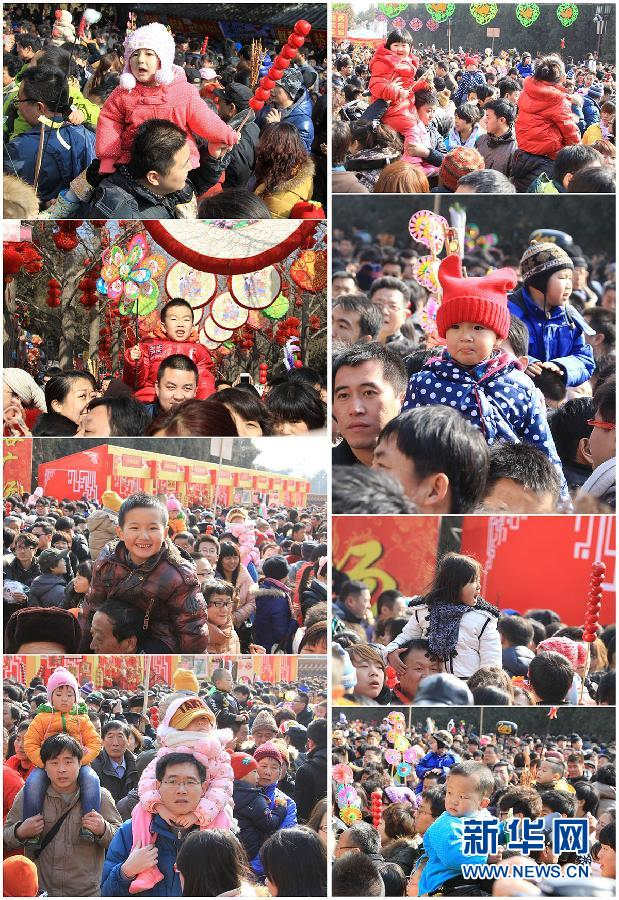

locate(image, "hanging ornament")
(384, 749), (402, 765)
(229, 267), (282, 310)
(340, 806), (363, 826)
(397, 762), (412, 777)
(165, 262), (217, 311)
(411, 256), (441, 294)
(426, 3), (455, 21)
(409, 17), (424, 30)
(426, 18), (439, 30)
(469, 3), (498, 25)
(515, 3), (540, 26)
(289, 249), (327, 292)
(556, 3), (579, 26)
(394, 734), (410, 752)
(210, 292), (249, 330)
(378, 2), (408, 18)
(202, 315), (233, 343)
(262, 293), (290, 320)
(97, 235), (162, 317)
(409, 210), (448, 255)
(393, 16), (406, 28)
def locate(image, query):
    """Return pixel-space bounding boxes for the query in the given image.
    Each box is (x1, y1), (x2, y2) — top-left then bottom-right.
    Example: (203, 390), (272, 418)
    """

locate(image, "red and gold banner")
(3, 437), (33, 496)
(332, 10), (349, 40)
(333, 516), (441, 601)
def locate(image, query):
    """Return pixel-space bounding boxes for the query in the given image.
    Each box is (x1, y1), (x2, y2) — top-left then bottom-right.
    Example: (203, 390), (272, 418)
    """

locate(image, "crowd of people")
(332, 557), (615, 707)
(330, 713), (616, 896)
(332, 226), (616, 514)
(3, 664), (327, 896)
(4, 489), (328, 657)
(3, 7), (327, 219)
(4, 297), (327, 438)
(333, 36), (615, 194)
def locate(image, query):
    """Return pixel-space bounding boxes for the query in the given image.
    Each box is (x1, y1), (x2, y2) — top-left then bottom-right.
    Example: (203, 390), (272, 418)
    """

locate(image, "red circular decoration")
(249, 97), (264, 111)
(288, 34), (305, 48)
(281, 45), (297, 59)
(274, 55), (292, 70)
(143, 221), (316, 275)
(254, 88), (271, 101)
(269, 66), (285, 80)
(260, 76), (276, 90)
(294, 19), (312, 35)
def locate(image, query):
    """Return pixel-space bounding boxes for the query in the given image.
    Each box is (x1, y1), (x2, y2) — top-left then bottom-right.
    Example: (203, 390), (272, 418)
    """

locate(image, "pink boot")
(129, 866), (164, 895)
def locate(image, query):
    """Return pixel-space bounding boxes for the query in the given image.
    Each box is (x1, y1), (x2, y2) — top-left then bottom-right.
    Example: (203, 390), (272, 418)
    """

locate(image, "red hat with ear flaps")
(435, 254), (517, 341)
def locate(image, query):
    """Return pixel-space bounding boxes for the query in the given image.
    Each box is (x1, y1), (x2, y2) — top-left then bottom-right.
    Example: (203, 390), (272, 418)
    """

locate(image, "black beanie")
(262, 555), (289, 581)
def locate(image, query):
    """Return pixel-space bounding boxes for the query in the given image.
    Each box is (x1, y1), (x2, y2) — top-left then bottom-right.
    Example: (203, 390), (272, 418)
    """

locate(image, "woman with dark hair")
(148, 399), (238, 436)
(259, 826), (327, 896)
(215, 541), (256, 639)
(264, 381), (326, 434)
(345, 120), (404, 190)
(176, 829), (257, 897)
(306, 797), (328, 847)
(214, 387), (273, 436)
(198, 188), (272, 219)
(251, 123), (314, 218)
(32, 370), (97, 436)
(83, 51), (123, 105)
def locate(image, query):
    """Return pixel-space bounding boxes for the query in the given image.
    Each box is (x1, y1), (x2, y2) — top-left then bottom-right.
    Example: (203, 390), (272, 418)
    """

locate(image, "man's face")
(373, 434), (443, 509)
(588, 418), (616, 469)
(104, 726), (128, 760)
(157, 762), (204, 817)
(567, 759), (584, 778)
(271, 84), (292, 108)
(333, 361), (403, 458)
(155, 365), (198, 412)
(371, 287), (408, 336)
(90, 610), (135, 653)
(353, 658), (384, 699)
(256, 757), (281, 786)
(199, 540), (219, 564)
(3, 706), (14, 729)
(382, 262), (402, 279)
(14, 539), (35, 567)
(332, 306), (365, 345)
(150, 141), (191, 194)
(332, 276), (356, 297)
(338, 240), (355, 260)
(81, 402), (111, 437)
(415, 797), (435, 835)
(218, 97), (235, 122)
(398, 648), (433, 699)
(335, 830), (360, 858)
(45, 749), (80, 792)
(536, 760), (558, 785)
(482, 478), (556, 514)
(494, 764), (510, 786)
(345, 588), (371, 619)
(252, 727), (277, 747)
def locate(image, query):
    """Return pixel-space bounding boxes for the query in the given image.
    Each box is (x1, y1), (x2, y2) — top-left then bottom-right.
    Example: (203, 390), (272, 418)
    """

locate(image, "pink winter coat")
(95, 66), (238, 174)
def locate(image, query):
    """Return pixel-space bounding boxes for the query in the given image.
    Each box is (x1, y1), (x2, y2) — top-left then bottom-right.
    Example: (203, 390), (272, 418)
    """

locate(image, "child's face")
(191, 715), (213, 733)
(215, 673), (234, 693)
(51, 684), (76, 713)
(460, 578), (480, 607)
(130, 48), (160, 83)
(117, 508), (166, 564)
(241, 769), (259, 786)
(544, 269), (573, 307)
(162, 305), (194, 342)
(455, 115), (469, 135)
(601, 109), (615, 128)
(390, 41), (410, 57)
(418, 102), (437, 126)
(352, 659), (384, 699)
(445, 773), (485, 817)
(445, 321), (498, 366)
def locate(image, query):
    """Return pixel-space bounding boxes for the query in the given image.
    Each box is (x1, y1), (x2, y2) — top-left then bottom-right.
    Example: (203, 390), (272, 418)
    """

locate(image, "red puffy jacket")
(369, 43), (420, 137)
(122, 334), (215, 402)
(515, 78), (580, 158)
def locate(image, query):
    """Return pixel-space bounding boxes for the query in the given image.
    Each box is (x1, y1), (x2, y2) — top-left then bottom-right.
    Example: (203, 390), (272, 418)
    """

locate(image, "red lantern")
(249, 97), (264, 111)
(280, 45), (297, 59)
(254, 88), (271, 101)
(274, 54), (292, 70)
(260, 76), (275, 91)
(287, 34), (305, 49)
(294, 19), (312, 36)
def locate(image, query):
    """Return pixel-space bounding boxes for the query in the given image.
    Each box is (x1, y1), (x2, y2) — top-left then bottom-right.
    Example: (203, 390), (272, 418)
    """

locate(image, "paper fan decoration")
(384, 749), (402, 765)
(411, 256), (441, 294)
(421, 297), (440, 338)
(470, 3), (498, 25)
(410, 17), (423, 30)
(397, 762), (412, 777)
(516, 3), (540, 26)
(426, 18), (439, 30)
(229, 267), (281, 309)
(210, 292), (249, 330)
(387, 711), (406, 728)
(165, 262), (218, 316)
(426, 3), (455, 21)
(97, 235), (163, 316)
(340, 805), (363, 826)
(556, 3), (578, 26)
(409, 211), (448, 256)
(337, 785), (360, 806)
(290, 249), (327, 292)
(199, 329), (221, 350)
(394, 735), (410, 752)
(202, 316), (233, 343)
(333, 763), (354, 785)
(386, 728), (397, 744)
(262, 293), (290, 320)
(403, 747), (420, 764)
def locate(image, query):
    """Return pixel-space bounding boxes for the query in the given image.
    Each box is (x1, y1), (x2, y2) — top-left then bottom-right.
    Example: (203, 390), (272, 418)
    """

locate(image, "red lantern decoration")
(260, 76), (276, 91)
(280, 44), (297, 59)
(294, 19), (312, 36)
(287, 34), (305, 49)
(249, 97), (264, 111)
(371, 790), (382, 828)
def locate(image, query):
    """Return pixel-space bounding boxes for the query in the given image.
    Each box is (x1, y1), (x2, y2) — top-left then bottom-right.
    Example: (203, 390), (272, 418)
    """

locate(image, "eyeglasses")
(587, 419), (616, 430)
(208, 600), (233, 609)
(160, 778), (202, 789)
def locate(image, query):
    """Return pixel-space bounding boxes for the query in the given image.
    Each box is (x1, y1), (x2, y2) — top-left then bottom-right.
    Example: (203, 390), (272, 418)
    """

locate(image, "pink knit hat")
(120, 22), (176, 91)
(538, 637), (588, 669)
(46, 666), (79, 704)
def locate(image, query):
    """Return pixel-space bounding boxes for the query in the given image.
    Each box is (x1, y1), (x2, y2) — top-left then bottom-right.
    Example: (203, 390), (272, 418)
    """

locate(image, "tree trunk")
(58, 251), (82, 369)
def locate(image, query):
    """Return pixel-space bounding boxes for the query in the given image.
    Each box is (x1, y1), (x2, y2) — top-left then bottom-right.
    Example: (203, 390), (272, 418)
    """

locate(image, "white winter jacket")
(382, 600), (502, 678)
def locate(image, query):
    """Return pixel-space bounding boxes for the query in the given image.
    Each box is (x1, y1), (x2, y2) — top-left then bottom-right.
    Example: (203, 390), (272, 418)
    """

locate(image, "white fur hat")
(120, 22), (176, 91)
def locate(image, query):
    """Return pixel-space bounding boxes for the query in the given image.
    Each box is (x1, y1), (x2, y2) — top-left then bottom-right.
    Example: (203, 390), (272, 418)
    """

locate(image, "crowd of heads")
(330, 713), (616, 896)
(332, 569), (615, 708)
(5, 295), (327, 438)
(333, 34), (615, 195)
(3, 7), (326, 219)
(332, 225), (615, 515)
(4, 488), (328, 658)
(2, 664), (327, 896)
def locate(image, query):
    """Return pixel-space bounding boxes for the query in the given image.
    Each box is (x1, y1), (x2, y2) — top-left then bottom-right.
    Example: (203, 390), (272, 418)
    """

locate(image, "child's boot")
(129, 866), (164, 894)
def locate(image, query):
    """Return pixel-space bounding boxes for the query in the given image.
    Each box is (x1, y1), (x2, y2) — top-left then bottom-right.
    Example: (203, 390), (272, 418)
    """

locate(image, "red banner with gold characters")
(460, 515), (616, 626)
(332, 11), (349, 40)
(333, 516), (441, 602)
(3, 437), (33, 497)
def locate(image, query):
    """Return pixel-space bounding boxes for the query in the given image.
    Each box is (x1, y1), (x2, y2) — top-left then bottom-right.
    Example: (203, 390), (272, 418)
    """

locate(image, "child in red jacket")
(365, 29), (420, 139)
(123, 298), (215, 402)
(513, 54), (581, 192)
(96, 22), (238, 175)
